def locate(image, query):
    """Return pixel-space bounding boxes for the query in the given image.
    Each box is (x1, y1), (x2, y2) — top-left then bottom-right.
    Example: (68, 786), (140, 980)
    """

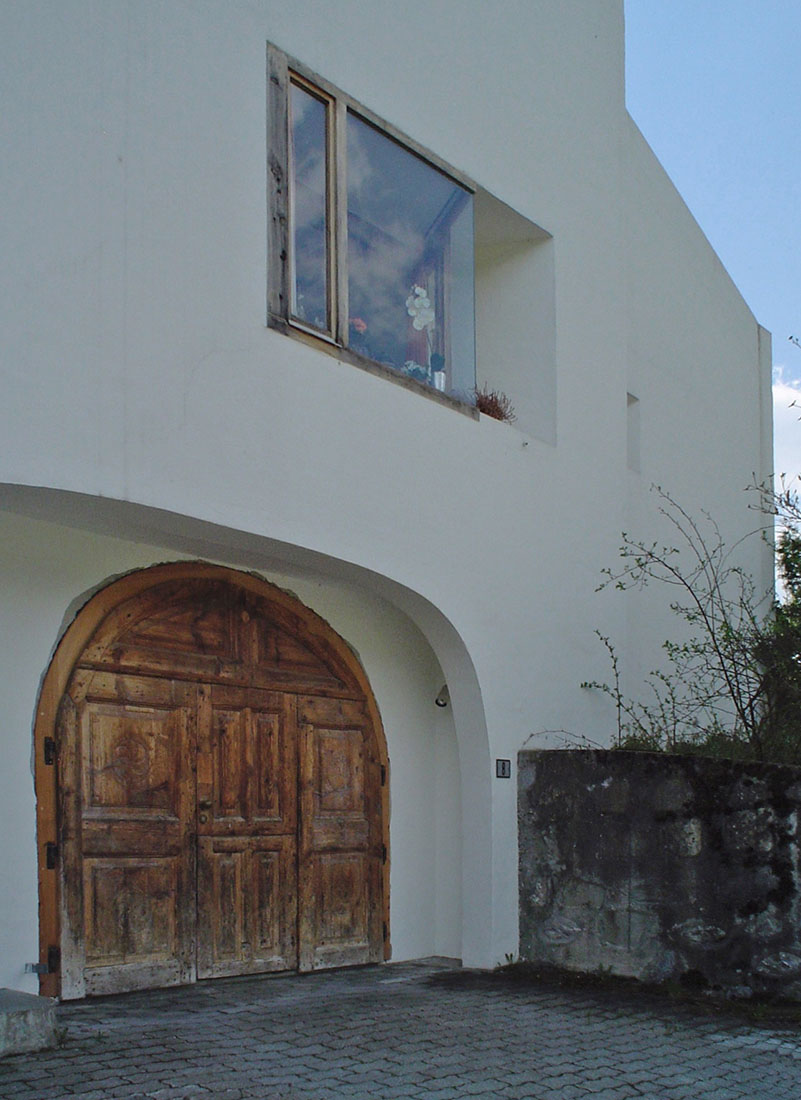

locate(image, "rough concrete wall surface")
(0, 990), (56, 1057)
(518, 749), (801, 999)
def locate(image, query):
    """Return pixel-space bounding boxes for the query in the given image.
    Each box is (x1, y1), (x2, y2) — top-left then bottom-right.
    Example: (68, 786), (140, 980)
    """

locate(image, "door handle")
(198, 800), (212, 811)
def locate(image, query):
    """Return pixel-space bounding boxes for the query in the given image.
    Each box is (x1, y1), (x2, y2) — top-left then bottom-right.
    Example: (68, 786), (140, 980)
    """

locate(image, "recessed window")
(270, 47), (476, 401)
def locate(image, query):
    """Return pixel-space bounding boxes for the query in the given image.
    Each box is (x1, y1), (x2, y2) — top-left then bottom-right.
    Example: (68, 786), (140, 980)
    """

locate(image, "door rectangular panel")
(316, 729), (365, 813)
(196, 836), (297, 978)
(301, 852), (382, 969)
(305, 851), (375, 967)
(305, 727), (370, 850)
(198, 687), (296, 835)
(254, 846), (286, 955)
(299, 697), (384, 971)
(213, 707), (249, 823)
(81, 702), (183, 816)
(210, 706), (285, 825)
(204, 844), (244, 962)
(253, 710), (285, 823)
(83, 856), (183, 966)
(66, 687), (197, 998)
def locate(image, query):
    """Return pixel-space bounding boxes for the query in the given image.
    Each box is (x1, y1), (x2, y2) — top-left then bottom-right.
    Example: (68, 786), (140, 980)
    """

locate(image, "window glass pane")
(347, 113), (475, 397)
(289, 83), (329, 331)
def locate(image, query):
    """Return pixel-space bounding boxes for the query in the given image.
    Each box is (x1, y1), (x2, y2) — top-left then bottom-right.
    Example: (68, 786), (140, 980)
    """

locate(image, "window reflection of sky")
(287, 86), (474, 393)
(347, 113), (472, 388)
(290, 84), (328, 329)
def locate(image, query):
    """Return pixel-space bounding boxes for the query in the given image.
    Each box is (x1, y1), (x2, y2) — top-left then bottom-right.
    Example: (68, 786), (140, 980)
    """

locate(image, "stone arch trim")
(34, 560), (390, 997)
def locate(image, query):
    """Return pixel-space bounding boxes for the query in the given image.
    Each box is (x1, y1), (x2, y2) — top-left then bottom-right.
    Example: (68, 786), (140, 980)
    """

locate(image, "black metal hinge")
(44, 737), (57, 765)
(45, 842), (59, 869)
(25, 946), (60, 975)
(381, 844), (387, 865)
(380, 765), (386, 786)
(383, 921), (388, 942)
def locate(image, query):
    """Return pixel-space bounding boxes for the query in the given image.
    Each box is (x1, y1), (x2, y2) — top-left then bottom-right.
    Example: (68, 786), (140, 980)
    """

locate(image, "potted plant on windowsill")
(473, 383), (516, 424)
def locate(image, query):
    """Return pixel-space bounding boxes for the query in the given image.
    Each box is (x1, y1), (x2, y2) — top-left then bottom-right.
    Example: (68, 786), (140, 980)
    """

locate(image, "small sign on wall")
(496, 759), (512, 779)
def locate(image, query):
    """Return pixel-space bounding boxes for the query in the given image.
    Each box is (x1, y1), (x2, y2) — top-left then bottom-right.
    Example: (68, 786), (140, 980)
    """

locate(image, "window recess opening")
(270, 44), (556, 439)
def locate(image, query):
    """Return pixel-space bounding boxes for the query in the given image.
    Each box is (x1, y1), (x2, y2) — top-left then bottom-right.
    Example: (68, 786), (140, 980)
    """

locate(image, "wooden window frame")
(267, 44), (479, 416)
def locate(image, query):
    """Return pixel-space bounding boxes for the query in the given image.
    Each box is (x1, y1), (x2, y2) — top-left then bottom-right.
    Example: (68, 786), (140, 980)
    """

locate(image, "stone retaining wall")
(518, 749), (801, 999)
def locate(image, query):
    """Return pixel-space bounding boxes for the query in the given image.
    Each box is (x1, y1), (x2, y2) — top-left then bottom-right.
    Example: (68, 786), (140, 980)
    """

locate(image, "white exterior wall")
(0, 0), (771, 993)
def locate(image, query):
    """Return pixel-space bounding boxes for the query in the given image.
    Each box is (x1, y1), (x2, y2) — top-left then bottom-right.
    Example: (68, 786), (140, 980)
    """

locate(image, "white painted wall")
(0, 1), (771, 990)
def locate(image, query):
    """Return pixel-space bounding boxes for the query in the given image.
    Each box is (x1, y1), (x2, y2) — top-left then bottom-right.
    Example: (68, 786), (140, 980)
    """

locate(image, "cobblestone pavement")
(2, 959), (801, 1099)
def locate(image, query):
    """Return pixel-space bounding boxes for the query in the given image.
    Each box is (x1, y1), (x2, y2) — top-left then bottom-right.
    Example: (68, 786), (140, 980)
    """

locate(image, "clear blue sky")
(624, 1), (801, 479)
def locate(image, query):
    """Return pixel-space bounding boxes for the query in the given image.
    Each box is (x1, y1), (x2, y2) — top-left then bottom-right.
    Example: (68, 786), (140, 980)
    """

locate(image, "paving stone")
(1, 962), (801, 1098)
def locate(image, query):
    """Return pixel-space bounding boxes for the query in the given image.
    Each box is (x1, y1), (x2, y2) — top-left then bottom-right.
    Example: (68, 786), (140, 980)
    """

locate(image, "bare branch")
(584, 487), (801, 762)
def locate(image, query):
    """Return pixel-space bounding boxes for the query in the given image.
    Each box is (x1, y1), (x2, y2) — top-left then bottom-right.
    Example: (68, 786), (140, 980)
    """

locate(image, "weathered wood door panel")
(196, 687), (298, 977)
(44, 567), (388, 999)
(298, 696), (384, 971)
(197, 836), (297, 977)
(60, 675), (197, 998)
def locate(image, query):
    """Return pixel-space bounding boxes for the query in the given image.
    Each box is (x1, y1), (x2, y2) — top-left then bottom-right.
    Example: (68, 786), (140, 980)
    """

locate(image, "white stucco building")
(0, 0), (772, 1000)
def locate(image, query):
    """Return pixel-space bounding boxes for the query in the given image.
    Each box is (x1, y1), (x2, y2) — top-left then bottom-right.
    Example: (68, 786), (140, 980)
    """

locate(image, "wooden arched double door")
(36, 564), (388, 1000)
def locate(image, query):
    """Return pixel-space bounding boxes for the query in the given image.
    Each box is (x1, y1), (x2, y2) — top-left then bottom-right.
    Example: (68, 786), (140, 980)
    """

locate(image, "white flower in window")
(405, 286), (435, 330)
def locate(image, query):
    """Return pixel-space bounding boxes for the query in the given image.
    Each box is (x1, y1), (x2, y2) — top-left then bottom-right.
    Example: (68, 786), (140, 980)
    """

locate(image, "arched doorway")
(35, 562), (389, 999)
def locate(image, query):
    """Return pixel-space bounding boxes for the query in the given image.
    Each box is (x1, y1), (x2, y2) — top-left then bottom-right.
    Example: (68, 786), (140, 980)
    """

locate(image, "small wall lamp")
(435, 684), (450, 708)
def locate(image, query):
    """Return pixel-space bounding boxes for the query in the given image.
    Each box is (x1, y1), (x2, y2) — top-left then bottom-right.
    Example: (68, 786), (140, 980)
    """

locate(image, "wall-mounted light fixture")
(435, 684), (450, 708)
